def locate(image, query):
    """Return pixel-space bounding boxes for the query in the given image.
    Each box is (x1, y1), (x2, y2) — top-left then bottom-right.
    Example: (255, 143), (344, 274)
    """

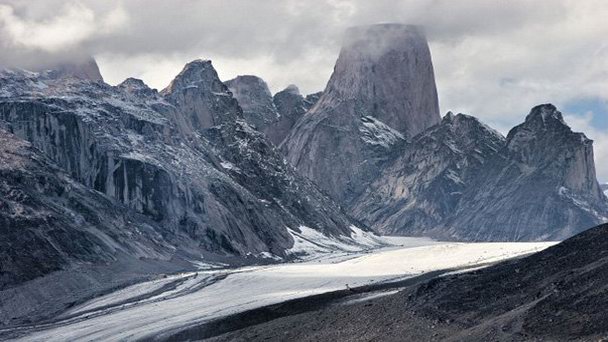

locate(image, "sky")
(0, 0), (607, 181)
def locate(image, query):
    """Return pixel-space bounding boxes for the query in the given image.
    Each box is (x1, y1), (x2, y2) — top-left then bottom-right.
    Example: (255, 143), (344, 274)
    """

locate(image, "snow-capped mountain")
(282, 23), (439, 204)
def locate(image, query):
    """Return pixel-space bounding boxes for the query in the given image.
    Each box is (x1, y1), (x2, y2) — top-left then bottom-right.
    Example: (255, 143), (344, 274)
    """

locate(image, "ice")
(14, 239), (556, 342)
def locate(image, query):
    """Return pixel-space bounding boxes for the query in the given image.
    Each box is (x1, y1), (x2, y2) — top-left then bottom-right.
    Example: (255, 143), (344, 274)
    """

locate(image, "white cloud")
(0, 2), (127, 53)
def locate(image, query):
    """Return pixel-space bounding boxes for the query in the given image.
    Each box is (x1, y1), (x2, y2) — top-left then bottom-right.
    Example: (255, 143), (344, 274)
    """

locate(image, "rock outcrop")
(224, 75), (278, 131)
(265, 85), (319, 145)
(352, 105), (608, 241)
(45, 57), (104, 82)
(283, 23), (440, 203)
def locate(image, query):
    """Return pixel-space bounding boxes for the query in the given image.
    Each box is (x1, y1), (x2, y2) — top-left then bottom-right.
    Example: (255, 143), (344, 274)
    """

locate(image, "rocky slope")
(601, 183), (608, 196)
(209, 223), (608, 341)
(0, 128), (189, 325)
(0, 59), (366, 282)
(283, 23), (439, 203)
(353, 105), (608, 240)
(224, 79), (321, 146)
(224, 75), (278, 131)
(265, 85), (319, 146)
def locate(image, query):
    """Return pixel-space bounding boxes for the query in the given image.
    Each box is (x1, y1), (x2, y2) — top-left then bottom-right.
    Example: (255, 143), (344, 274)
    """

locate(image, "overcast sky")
(1, 0), (607, 181)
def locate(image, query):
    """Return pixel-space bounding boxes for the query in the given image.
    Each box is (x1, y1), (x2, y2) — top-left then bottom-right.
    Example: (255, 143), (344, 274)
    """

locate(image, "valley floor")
(4, 238), (555, 341)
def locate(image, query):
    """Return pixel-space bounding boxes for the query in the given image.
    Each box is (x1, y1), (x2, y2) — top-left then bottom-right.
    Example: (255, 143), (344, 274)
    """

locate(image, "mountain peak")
(45, 57), (104, 82)
(224, 75), (277, 130)
(161, 59), (242, 130)
(524, 103), (566, 126)
(118, 77), (157, 97)
(322, 22), (440, 137)
(161, 59), (217, 94)
(282, 84), (301, 95)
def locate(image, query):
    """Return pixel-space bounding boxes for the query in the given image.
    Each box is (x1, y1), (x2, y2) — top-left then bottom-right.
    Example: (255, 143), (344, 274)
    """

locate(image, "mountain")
(352, 105), (608, 241)
(265, 85), (320, 146)
(601, 183), (608, 196)
(0, 60), (366, 282)
(208, 223), (608, 341)
(283, 23), (439, 204)
(0, 127), (191, 324)
(224, 75), (279, 131)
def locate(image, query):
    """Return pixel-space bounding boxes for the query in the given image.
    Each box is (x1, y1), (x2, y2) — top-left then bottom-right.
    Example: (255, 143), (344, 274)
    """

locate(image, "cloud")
(1, 0), (607, 179)
(0, 1), (127, 68)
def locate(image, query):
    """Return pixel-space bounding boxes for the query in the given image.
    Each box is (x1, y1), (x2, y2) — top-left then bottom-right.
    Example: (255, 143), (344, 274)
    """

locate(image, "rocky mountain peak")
(44, 57), (104, 82)
(224, 75), (278, 130)
(161, 59), (241, 130)
(442, 111), (456, 122)
(506, 104), (603, 200)
(522, 103), (567, 129)
(161, 59), (217, 94)
(117, 77), (157, 97)
(322, 23), (440, 136)
(282, 23), (441, 203)
(283, 84), (301, 95)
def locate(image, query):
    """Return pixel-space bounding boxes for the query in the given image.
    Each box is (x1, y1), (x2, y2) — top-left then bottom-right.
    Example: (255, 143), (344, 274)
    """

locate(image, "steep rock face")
(351, 112), (506, 236)
(0, 128), (175, 289)
(352, 105), (608, 241)
(161, 60), (241, 130)
(0, 61), (361, 265)
(0, 128), (193, 325)
(224, 75), (278, 131)
(283, 23), (440, 203)
(44, 57), (104, 82)
(264, 85), (319, 145)
(506, 104), (603, 199)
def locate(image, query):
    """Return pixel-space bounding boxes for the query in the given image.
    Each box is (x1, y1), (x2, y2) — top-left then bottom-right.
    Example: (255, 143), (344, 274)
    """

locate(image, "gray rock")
(282, 23), (440, 203)
(224, 75), (278, 131)
(352, 105), (608, 241)
(161, 59), (242, 130)
(264, 85), (319, 146)
(44, 57), (104, 82)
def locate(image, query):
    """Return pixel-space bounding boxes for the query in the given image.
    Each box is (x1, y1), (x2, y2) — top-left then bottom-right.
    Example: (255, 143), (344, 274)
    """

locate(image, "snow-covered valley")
(5, 238), (556, 341)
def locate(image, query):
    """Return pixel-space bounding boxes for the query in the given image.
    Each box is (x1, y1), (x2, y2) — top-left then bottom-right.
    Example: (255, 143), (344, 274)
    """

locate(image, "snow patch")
(359, 116), (404, 148)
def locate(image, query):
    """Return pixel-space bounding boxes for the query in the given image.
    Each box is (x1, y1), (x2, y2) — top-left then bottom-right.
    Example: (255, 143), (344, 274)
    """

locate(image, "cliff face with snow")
(0, 59), (365, 289)
(283, 24), (439, 204)
(352, 105), (608, 241)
